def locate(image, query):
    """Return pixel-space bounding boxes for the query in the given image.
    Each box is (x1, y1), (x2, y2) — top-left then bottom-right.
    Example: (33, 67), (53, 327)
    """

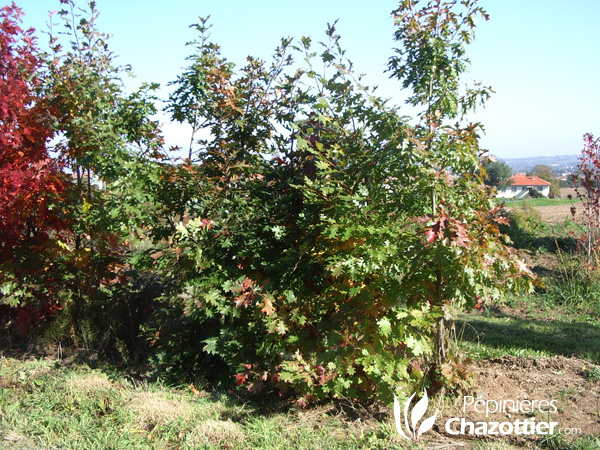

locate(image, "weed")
(556, 387), (579, 402)
(581, 365), (600, 382)
(542, 248), (600, 309)
(569, 436), (600, 450)
(540, 435), (600, 450)
(503, 202), (548, 248)
(541, 432), (568, 450)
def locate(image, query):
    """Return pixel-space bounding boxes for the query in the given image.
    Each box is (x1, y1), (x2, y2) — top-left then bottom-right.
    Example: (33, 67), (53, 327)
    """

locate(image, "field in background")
(501, 192), (581, 224)
(524, 204), (574, 223)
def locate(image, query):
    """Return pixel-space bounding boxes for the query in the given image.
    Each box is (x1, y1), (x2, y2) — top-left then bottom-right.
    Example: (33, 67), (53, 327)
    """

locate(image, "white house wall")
(496, 185), (550, 198)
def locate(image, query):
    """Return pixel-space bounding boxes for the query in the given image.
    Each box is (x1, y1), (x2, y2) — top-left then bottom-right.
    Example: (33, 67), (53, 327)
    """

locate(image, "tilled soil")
(534, 204), (577, 224)
(421, 356), (600, 448)
(504, 203), (576, 224)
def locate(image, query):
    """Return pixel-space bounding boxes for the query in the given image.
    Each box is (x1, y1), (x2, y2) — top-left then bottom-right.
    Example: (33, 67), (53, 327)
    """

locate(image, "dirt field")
(424, 356), (600, 448)
(504, 202), (580, 224)
(534, 204), (576, 223)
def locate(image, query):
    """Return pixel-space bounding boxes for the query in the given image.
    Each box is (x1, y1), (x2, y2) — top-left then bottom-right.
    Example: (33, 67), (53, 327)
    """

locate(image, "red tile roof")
(509, 174), (551, 186)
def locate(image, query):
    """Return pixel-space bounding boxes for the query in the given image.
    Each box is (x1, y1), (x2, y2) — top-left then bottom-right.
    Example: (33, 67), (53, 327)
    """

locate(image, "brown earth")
(503, 203), (577, 224)
(418, 355), (600, 448)
(535, 204), (577, 224)
(560, 187), (578, 198)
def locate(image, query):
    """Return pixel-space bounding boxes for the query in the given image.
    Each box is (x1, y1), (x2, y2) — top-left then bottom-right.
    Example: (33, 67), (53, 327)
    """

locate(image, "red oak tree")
(0, 3), (67, 256)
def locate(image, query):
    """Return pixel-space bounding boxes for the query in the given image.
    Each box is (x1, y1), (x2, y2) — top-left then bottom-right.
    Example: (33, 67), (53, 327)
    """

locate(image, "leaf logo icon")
(394, 389), (438, 441)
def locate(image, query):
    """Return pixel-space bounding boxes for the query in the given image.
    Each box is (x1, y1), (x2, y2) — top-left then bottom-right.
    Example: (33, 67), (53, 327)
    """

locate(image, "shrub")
(144, 1), (533, 403)
(1, 0), (533, 404)
(500, 202), (547, 248)
(543, 249), (600, 310)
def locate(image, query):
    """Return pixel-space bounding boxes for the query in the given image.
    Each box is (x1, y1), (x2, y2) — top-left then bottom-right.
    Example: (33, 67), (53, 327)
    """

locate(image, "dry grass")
(126, 390), (199, 431)
(186, 419), (246, 448)
(68, 371), (115, 394)
(1, 430), (39, 449)
(2, 357), (599, 450)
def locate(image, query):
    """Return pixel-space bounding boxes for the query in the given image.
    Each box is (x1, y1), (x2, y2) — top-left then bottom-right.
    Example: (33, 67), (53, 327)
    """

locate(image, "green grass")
(457, 285), (600, 363)
(500, 197), (580, 207)
(539, 434), (600, 450)
(0, 358), (410, 450)
(1, 356), (597, 450)
(457, 310), (600, 363)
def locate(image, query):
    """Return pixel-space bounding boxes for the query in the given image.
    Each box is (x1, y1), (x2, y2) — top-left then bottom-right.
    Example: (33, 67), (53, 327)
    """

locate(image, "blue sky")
(16, 0), (600, 159)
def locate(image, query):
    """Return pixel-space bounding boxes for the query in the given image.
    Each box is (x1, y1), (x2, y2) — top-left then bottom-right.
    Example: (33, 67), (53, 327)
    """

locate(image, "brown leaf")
(189, 384), (202, 397)
(492, 216), (510, 226)
(261, 295), (275, 316)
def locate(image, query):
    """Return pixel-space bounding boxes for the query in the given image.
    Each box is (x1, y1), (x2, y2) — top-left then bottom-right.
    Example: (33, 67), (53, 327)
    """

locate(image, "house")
(496, 173), (551, 199)
(69, 172), (106, 190)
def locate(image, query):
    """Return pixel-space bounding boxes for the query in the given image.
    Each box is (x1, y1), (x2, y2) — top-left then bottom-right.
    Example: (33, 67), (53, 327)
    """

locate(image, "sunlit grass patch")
(501, 198), (580, 207)
(67, 371), (116, 394)
(0, 357), (405, 450)
(472, 441), (524, 450)
(126, 389), (199, 432)
(457, 307), (600, 364)
(185, 418), (246, 448)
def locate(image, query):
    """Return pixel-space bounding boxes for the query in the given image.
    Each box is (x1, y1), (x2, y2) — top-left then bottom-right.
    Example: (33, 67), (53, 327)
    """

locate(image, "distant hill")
(501, 154), (580, 175)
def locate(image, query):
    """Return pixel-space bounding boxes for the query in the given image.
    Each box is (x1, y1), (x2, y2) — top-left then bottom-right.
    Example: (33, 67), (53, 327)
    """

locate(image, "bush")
(142, 3), (533, 403)
(500, 203), (547, 248)
(511, 203), (545, 233)
(543, 250), (600, 310)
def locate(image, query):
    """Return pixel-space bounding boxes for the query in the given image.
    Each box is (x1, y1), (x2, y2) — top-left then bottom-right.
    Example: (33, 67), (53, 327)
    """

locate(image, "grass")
(3, 297), (600, 450)
(457, 305), (600, 363)
(457, 204), (600, 362)
(2, 355), (598, 450)
(500, 197), (580, 207)
(471, 443), (532, 450)
(0, 357), (410, 450)
(457, 266), (600, 364)
(539, 434), (600, 450)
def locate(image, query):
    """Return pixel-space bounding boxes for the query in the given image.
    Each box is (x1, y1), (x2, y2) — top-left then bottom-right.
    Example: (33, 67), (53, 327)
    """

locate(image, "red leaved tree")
(0, 3), (67, 253)
(573, 133), (600, 265)
(0, 3), (68, 332)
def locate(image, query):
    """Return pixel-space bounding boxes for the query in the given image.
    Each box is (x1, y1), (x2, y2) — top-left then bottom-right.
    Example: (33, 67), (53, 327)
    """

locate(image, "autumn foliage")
(0, 4), (66, 255)
(1, 0), (534, 403)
